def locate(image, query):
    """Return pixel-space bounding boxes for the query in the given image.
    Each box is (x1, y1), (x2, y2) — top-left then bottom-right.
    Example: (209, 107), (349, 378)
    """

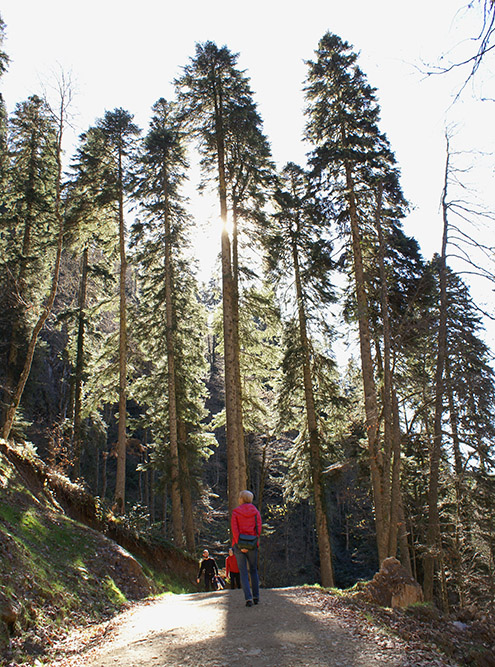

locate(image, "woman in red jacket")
(231, 490), (262, 607)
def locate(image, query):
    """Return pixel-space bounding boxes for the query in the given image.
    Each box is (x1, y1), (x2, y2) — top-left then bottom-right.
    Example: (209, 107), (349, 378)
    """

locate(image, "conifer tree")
(176, 41), (273, 514)
(0, 14), (8, 78)
(63, 134), (119, 480)
(1, 96), (58, 425)
(1, 79), (72, 439)
(0, 13), (9, 185)
(304, 32), (412, 566)
(79, 109), (140, 512)
(132, 98), (190, 546)
(267, 162), (337, 587)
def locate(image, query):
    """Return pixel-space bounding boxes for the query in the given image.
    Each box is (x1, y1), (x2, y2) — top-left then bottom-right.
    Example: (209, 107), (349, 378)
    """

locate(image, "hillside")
(0, 439), (197, 666)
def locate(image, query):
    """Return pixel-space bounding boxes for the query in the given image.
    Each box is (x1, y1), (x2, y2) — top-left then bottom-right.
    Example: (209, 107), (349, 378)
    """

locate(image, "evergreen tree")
(80, 108), (140, 512)
(305, 32), (412, 566)
(131, 98), (190, 547)
(0, 13), (9, 186)
(62, 132), (120, 480)
(1, 85), (72, 439)
(176, 41), (273, 514)
(1, 97), (58, 421)
(267, 162), (337, 587)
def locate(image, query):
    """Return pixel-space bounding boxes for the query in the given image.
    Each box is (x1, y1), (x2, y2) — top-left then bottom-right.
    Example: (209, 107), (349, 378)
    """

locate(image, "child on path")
(225, 547), (241, 589)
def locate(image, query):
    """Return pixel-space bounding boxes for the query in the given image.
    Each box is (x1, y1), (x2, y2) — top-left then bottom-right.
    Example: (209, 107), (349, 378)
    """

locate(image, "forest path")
(49, 587), (455, 667)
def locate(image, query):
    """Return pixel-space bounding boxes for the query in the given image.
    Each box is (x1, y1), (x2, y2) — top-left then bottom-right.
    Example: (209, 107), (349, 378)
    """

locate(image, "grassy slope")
(0, 441), (195, 666)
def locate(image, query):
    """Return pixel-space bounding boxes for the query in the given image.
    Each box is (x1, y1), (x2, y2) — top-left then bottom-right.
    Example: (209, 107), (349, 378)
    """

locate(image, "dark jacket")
(197, 557), (218, 580)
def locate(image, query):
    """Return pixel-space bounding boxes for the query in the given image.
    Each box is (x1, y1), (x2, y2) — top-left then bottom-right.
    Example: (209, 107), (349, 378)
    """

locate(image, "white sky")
(1, 0), (494, 341)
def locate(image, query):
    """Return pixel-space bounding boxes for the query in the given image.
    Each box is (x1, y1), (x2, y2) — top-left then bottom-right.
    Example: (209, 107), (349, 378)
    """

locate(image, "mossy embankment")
(0, 439), (197, 666)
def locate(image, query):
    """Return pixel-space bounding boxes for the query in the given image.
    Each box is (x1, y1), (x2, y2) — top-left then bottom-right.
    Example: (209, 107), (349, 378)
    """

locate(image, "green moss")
(102, 576), (127, 605)
(0, 502), (20, 524)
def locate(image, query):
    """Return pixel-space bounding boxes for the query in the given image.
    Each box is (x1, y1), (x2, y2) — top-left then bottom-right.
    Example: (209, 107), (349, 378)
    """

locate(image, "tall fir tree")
(78, 108), (140, 512)
(176, 41), (273, 514)
(131, 98), (190, 547)
(305, 32), (412, 566)
(267, 162), (337, 587)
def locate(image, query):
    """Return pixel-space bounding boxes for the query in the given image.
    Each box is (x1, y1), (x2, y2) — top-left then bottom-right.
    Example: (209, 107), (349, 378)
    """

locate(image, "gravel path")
(62, 587), (418, 667)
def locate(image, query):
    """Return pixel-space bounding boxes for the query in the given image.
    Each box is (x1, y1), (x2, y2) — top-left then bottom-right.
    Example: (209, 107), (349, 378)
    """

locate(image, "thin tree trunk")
(258, 440), (268, 514)
(178, 420), (195, 553)
(231, 204), (247, 490)
(101, 451), (108, 499)
(213, 82), (241, 515)
(374, 184), (395, 557)
(71, 245), (89, 479)
(163, 176), (183, 546)
(114, 145), (127, 514)
(344, 161), (385, 564)
(424, 136), (450, 602)
(292, 227), (334, 588)
(445, 357), (466, 607)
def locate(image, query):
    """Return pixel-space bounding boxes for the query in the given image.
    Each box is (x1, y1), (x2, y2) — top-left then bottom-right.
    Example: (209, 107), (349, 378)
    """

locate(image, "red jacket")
(231, 502), (262, 546)
(225, 554), (239, 575)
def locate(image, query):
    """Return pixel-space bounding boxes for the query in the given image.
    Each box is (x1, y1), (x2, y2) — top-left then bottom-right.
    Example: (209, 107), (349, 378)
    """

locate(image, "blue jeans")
(233, 545), (259, 602)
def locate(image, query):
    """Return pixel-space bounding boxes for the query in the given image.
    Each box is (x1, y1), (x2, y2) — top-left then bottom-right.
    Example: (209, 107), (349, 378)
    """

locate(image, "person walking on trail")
(231, 490), (262, 607)
(196, 549), (219, 591)
(225, 547), (241, 589)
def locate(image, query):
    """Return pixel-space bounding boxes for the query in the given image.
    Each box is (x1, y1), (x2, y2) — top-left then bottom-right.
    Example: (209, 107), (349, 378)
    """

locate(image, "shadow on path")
(83, 587), (406, 667)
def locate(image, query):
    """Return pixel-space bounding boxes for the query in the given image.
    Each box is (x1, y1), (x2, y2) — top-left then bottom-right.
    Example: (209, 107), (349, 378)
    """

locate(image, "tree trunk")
(178, 420), (195, 553)
(213, 82), (241, 515)
(71, 245), (89, 479)
(292, 227), (334, 588)
(231, 204), (247, 490)
(424, 136), (450, 601)
(163, 176), (183, 546)
(114, 145), (128, 514)
(101, 451), (108, 499)
(344, 161), (386, 563)
(374, 185), (404, 561)
(445, 357), (467, 607)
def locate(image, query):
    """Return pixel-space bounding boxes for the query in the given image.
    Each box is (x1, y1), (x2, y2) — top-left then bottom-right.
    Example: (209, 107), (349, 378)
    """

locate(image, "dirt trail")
(50, 587), (456, 667)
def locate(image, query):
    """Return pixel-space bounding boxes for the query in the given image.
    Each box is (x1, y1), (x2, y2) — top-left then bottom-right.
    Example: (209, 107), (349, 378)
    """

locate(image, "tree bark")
(344, 161), (386, 563)
(212, 76), (242, 515)
(231, 204), (247, 489)
(292, 225), (335, 588)
(163, 175), (184, 546)
(114, 144), (128, 514)
(424, 136), (450, 601)
(71, 245), (89, 479)
(178, 420), (195, 553)
(374, 185), (404, 562)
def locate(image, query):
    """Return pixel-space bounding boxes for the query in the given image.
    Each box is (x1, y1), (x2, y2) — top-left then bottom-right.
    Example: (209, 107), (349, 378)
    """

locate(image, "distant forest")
(1, 10), (494, 612)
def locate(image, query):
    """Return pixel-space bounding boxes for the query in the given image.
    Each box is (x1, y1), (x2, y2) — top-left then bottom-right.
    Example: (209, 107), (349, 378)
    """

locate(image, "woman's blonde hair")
(239, 490), (254, 504)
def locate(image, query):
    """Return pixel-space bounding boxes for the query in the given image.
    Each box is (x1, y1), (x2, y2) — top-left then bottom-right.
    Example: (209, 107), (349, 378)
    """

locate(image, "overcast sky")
(1, 0), (494, 335)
